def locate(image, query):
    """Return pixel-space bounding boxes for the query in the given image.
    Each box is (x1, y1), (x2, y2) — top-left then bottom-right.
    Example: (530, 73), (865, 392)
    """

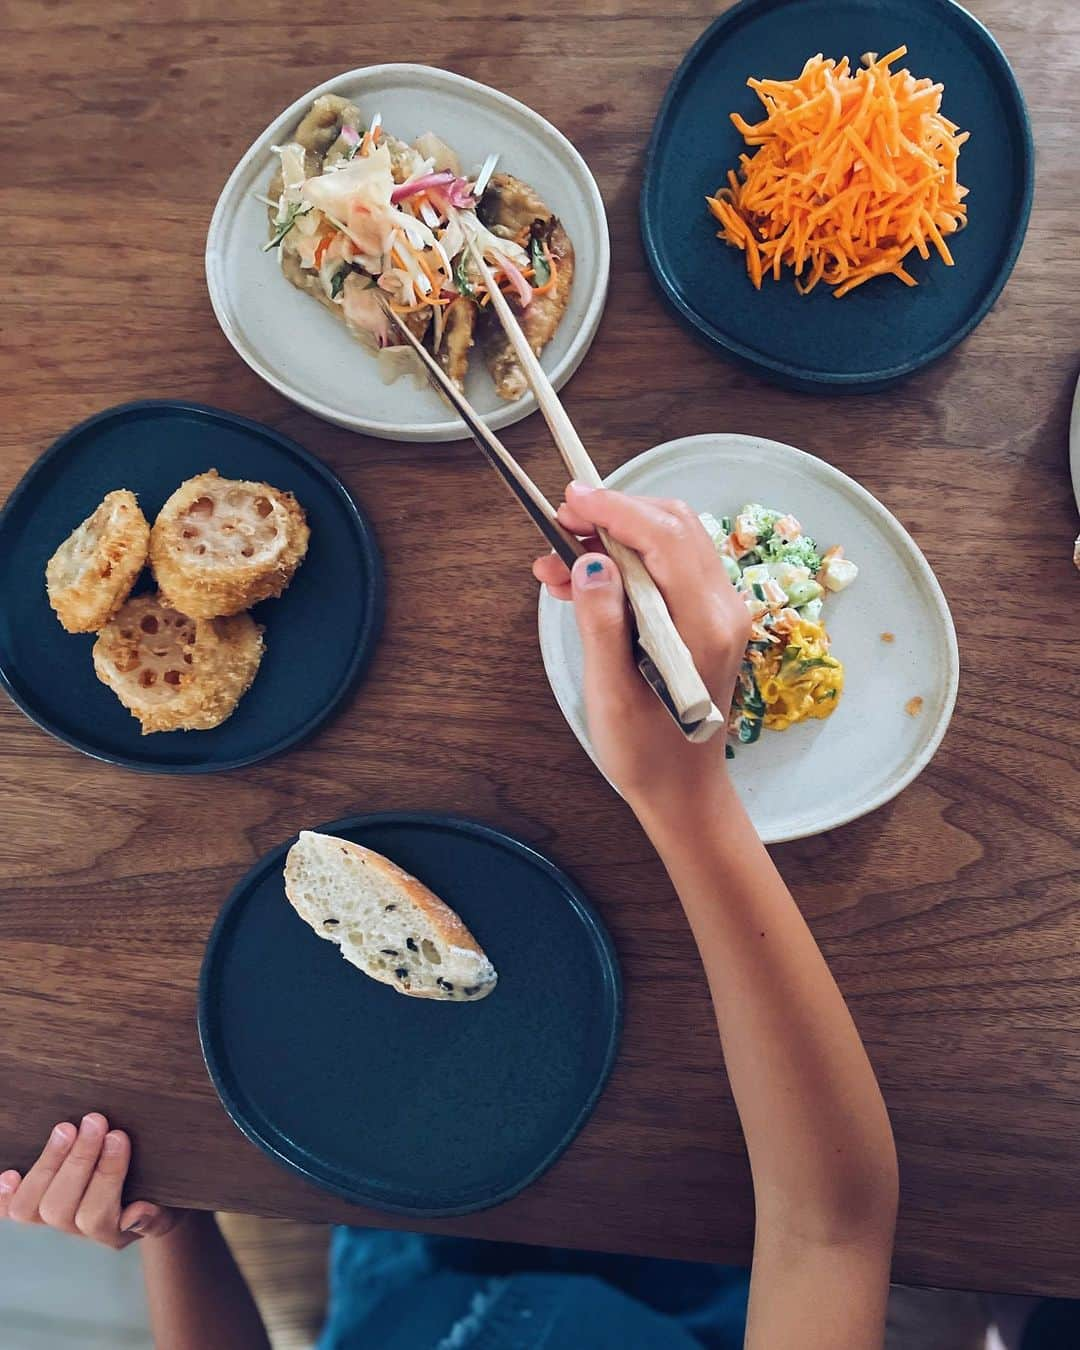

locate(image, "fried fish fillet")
(269, 99), (432, 347)
(150, 470), (309, 619)
(268, 97), (360, 316)
(46, 489), (150, 633)
(93, 595), (264, 734)
(477, 172), (575, 400)
(436, 296), (478, 389)
(267, 108), (571, 389)
(291, 94), (363, 176)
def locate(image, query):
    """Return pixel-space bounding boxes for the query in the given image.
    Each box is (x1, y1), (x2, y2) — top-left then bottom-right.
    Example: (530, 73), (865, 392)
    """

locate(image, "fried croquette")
(45, 490), (150, 633)
(149, 470), (309, 619)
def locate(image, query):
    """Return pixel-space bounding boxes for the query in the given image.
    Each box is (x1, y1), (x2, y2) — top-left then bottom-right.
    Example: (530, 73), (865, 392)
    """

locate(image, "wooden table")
(2, 0), (1078, 1301)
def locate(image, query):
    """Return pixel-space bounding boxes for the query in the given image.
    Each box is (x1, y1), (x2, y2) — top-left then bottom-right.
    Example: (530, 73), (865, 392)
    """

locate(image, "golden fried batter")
(150, 470), (309, 619)
(477, 172), (575, 400)
(93, 595), (264, 734)
(266, 97), (363, 255)
(436, 297), (478, 389)
(46, 490), (150, 633)
(292, 94), (363, 177)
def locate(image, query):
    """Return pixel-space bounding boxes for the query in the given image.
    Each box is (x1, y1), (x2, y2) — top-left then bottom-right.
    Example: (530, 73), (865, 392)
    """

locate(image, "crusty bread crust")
(46, 490), (150, 633)
(93, 594), (264, 734)
(150, 470), (309, 619)
(284, 830), (497, 1001)
(326, 838), (488, 956)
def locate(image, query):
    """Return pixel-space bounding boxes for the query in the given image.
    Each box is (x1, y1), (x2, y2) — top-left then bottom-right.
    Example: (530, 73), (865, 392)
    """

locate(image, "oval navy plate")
(0, 401), (384, 773)
(642, 0), (1034, 391)
(198, 814), (623, 1216)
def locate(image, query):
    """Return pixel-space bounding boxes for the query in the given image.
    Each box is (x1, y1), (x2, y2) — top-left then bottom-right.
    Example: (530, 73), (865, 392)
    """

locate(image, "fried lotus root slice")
(45, 490), (150, 633)
(150, 470), (310, 618)
(92, 594), (264, 735)
(477, 172), (575, 401)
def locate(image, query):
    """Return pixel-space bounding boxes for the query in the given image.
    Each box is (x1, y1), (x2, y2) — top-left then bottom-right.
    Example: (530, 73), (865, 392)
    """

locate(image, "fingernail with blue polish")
(580, 559), (608, 587)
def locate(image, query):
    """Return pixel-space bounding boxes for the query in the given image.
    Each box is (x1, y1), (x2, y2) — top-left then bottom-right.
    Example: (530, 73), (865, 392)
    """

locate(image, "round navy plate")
(642, 0), (1034, 391)
(0, 401), (384, 773)
(198, 814), (623, 1216)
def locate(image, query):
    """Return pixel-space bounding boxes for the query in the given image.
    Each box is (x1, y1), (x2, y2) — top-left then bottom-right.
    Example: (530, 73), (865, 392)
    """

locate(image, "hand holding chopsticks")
(378, 255), (725, 743)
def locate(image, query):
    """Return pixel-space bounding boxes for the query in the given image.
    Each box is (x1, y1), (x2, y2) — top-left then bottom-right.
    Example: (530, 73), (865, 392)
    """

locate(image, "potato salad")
(699, 504), (858, 748)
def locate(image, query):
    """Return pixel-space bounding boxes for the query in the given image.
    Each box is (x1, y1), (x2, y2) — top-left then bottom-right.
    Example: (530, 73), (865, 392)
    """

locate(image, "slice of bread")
(46, 489), (150, 633)
(283, 830), (498, 1002)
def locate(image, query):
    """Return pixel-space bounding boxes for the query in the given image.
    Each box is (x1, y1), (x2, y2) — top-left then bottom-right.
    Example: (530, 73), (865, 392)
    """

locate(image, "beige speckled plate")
(538, 434), (960, 843)
(206, 65), (609, 442)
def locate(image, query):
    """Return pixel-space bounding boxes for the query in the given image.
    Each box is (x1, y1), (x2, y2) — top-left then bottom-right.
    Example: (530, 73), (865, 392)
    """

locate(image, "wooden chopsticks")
(381, 306), (584, 569)
(462, 234), (725, 743)
(380, 284), (723, 743)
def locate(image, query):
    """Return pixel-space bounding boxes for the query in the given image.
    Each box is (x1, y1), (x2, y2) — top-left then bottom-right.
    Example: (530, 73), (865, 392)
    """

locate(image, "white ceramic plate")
(206, 65), (610, 442)
(538, 434), (960, 843)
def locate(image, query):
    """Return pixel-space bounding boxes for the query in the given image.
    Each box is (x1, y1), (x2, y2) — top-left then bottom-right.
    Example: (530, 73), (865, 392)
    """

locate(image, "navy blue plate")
(0, 401), (384, 773)
(198, 814), (623, 1216)
(642, 0), (1034, 390)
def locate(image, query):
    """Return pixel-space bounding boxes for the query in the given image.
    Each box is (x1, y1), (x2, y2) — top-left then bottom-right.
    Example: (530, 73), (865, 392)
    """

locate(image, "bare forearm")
(637, 779), (897, 1245)
(141, 1211), (271, 1350)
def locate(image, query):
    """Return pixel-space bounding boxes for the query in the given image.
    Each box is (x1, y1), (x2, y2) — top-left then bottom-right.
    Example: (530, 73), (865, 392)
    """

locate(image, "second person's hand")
(0, 1112), (183, 1249)
(534, 481), (750, 821)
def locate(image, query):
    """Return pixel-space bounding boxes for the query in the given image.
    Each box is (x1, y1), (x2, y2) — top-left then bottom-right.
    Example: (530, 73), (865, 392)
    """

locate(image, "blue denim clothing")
(319, 1228), (749, 1349)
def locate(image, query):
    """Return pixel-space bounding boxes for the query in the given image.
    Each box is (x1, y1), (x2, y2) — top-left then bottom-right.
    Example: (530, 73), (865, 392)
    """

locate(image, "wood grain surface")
(1, 0), (1078, 1300)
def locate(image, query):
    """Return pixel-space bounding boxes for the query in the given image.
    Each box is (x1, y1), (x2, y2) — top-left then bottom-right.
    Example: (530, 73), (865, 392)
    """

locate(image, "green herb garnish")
(453, 253), (475, 299)
(331, 266), (349, 299)
(263, 201), (312, 252)
(527, 217), (556, 287)
(529, 234), (551, 287)
(752, 582), (766, 602)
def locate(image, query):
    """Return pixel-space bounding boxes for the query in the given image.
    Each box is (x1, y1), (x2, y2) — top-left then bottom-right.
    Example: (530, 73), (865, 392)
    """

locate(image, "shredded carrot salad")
(706, 48), (970, 298)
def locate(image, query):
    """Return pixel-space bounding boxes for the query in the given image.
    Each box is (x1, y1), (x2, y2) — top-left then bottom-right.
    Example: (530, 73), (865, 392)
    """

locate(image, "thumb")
(119, 1200), (183, 1240)
(571, 554), (638, 697)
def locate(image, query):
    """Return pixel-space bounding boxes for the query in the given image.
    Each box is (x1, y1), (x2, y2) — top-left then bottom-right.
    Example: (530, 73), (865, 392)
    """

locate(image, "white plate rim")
(205, 63), (610, 442)
(538, 433), (961, 843)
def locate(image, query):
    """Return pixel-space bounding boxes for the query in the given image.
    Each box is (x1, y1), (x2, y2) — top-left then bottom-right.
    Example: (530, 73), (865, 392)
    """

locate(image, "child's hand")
(0, 1113), (184, 1249)
(533, 482), (750, 819)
